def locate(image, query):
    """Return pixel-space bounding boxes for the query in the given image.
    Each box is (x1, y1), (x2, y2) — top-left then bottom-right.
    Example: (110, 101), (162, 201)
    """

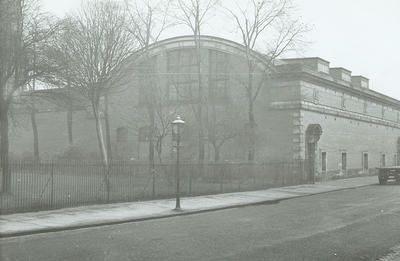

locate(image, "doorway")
(305, 124), (323, 183)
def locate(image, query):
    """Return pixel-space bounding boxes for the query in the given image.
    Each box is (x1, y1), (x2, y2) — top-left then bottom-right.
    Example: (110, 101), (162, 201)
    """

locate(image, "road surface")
(1, 184), (399, 261)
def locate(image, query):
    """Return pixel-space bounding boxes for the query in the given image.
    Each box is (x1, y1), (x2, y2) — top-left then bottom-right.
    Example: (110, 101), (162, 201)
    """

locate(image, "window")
(382, 107), (385, 119)
(361, 80), (368, 88)
(341, 95), (346, 109)
(208, 50), (229, 101)
(394, 154), (398, 166)
(342, 72), (351, 82)
(167, 49), (198, 103)
(116, 127), (128, 143)
(321, 152), (327, 172)
(138, 126), (151, 142)
(341, 152), (347, 171)
(317, 63), (329, 74)
(362, 152), (369, 171)
(381, 154), (386, 167)
(313, 89), (319, 104)
(137, 57), (157, 106)
(363, 101), (368, 114)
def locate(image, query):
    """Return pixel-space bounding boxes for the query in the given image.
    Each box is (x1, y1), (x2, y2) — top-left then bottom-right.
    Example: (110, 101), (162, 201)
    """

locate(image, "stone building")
(9, 35), (400, 181)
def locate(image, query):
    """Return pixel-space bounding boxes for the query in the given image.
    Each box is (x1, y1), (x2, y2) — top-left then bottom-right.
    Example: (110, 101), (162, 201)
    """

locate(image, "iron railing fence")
(0, 160), (311, 214)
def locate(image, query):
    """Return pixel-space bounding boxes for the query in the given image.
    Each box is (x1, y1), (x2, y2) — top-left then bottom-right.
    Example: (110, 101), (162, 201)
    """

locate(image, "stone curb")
(0, 182), (375, 238)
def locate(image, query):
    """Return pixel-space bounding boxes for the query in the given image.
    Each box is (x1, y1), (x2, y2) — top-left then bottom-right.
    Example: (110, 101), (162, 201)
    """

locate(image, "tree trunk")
(93, 103), (110, 200)
(104, 94), (112, 163)
(93, 104), (108, 166)
(0, 100), (11, 193)
(248, 100), (256, 162)
(156, 137), (163, 163)
(67, 107), (73, 145)
(30, 108), (40, 162)
(66, 78), (73, 145)
(31, 45), (40, 162)
(148, 107), (156, 197)
(148, 107), (155, 166)
(247, 68), (256, 162)
(196, 33), (205, 165)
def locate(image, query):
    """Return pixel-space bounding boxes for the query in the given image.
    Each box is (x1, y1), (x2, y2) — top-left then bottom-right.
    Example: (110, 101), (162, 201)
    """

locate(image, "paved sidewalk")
(0, 176), (377, 238)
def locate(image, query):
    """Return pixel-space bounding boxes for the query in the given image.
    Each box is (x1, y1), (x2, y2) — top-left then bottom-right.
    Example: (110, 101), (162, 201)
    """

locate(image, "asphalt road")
(1, 184), (399, 261)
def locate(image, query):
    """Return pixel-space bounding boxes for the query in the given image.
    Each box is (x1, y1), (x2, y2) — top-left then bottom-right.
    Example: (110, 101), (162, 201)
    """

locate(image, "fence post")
(107, 166), (110, 202)
(103, 164), (110, 203)
(50, 161), (54, 208)
(252, 163), (256, 186)
(220, 165), (224, 193)
(189, 165), (192, 195)
(152, 167), (155, 199)
(238, 165), (241, 191)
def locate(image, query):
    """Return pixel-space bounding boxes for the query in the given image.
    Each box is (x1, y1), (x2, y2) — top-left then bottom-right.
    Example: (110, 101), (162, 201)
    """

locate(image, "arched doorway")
(305, 124), (323, 183)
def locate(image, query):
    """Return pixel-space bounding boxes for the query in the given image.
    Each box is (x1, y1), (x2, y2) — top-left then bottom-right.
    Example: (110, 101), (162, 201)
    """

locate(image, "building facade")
(9, 36), (400, 181)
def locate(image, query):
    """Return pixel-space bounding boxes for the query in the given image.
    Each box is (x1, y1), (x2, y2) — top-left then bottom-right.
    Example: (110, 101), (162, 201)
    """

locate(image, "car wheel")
(395, 174), (400, 185)
(379, 175), (387, 185)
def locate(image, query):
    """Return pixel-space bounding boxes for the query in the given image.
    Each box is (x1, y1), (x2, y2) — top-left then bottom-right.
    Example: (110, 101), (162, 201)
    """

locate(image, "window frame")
(321, 151), (327, 172)
(341, 152), (347, 171)
(362, 152), (369, 171)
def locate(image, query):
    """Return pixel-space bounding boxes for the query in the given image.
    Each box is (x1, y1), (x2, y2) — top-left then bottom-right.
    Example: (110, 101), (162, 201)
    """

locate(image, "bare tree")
(227, 0), (308, 161)
(59, 0), (136, 166)
(206, 103), (243, 162)
(0, 0), (57, 192)
(174, 0), (220, 164)
(125, 0), (171, 50)
(126, 0), (171, 161)
(25, 12), (52, 162)
(41, 19), (80, 147)
(125, 0), (173, 196)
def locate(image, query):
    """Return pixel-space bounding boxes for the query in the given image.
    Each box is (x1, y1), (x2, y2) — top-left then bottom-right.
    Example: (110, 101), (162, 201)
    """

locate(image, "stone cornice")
(270, 101), (400, 129)
(275, 67), (400, 109)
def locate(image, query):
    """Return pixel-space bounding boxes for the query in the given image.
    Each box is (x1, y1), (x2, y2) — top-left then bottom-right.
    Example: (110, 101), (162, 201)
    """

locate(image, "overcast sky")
(41, 0), (400, 100)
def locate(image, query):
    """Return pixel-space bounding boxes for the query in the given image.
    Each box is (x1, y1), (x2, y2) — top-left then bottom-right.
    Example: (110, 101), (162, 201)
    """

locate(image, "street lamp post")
(172, 115), (185, 210)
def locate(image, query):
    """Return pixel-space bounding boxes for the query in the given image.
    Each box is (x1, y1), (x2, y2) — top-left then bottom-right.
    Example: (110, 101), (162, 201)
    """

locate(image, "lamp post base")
(173, 206), (182, 211)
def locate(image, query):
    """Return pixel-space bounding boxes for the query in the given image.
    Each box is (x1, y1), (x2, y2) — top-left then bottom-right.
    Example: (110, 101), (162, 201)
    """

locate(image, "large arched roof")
(128, 35), (273, 67)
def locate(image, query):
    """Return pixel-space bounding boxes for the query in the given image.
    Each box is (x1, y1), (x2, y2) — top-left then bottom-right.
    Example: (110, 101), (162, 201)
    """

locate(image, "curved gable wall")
(128, 35), (270, 67)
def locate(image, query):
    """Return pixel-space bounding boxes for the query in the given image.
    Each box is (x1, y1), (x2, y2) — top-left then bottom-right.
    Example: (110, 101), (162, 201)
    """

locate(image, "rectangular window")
(116, 127), (128, 143)
(395, 154), (398, 166)
(361, 80), (368, 88)
(342, 72), (351, 82)
(313, 89), (319, 104)
(341, 95), (346, 109)
(381, 154), (386, 167)
(167, 49), (198, 103)
(317, 63), (329, 74)
(341, 152), (347, 171)
(208, 50), (228, 101)
(321, 152), (327, 172)
(138, 126), (150, 142)
(362, 152), (369, 170)
(363, 101), (368, 114)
